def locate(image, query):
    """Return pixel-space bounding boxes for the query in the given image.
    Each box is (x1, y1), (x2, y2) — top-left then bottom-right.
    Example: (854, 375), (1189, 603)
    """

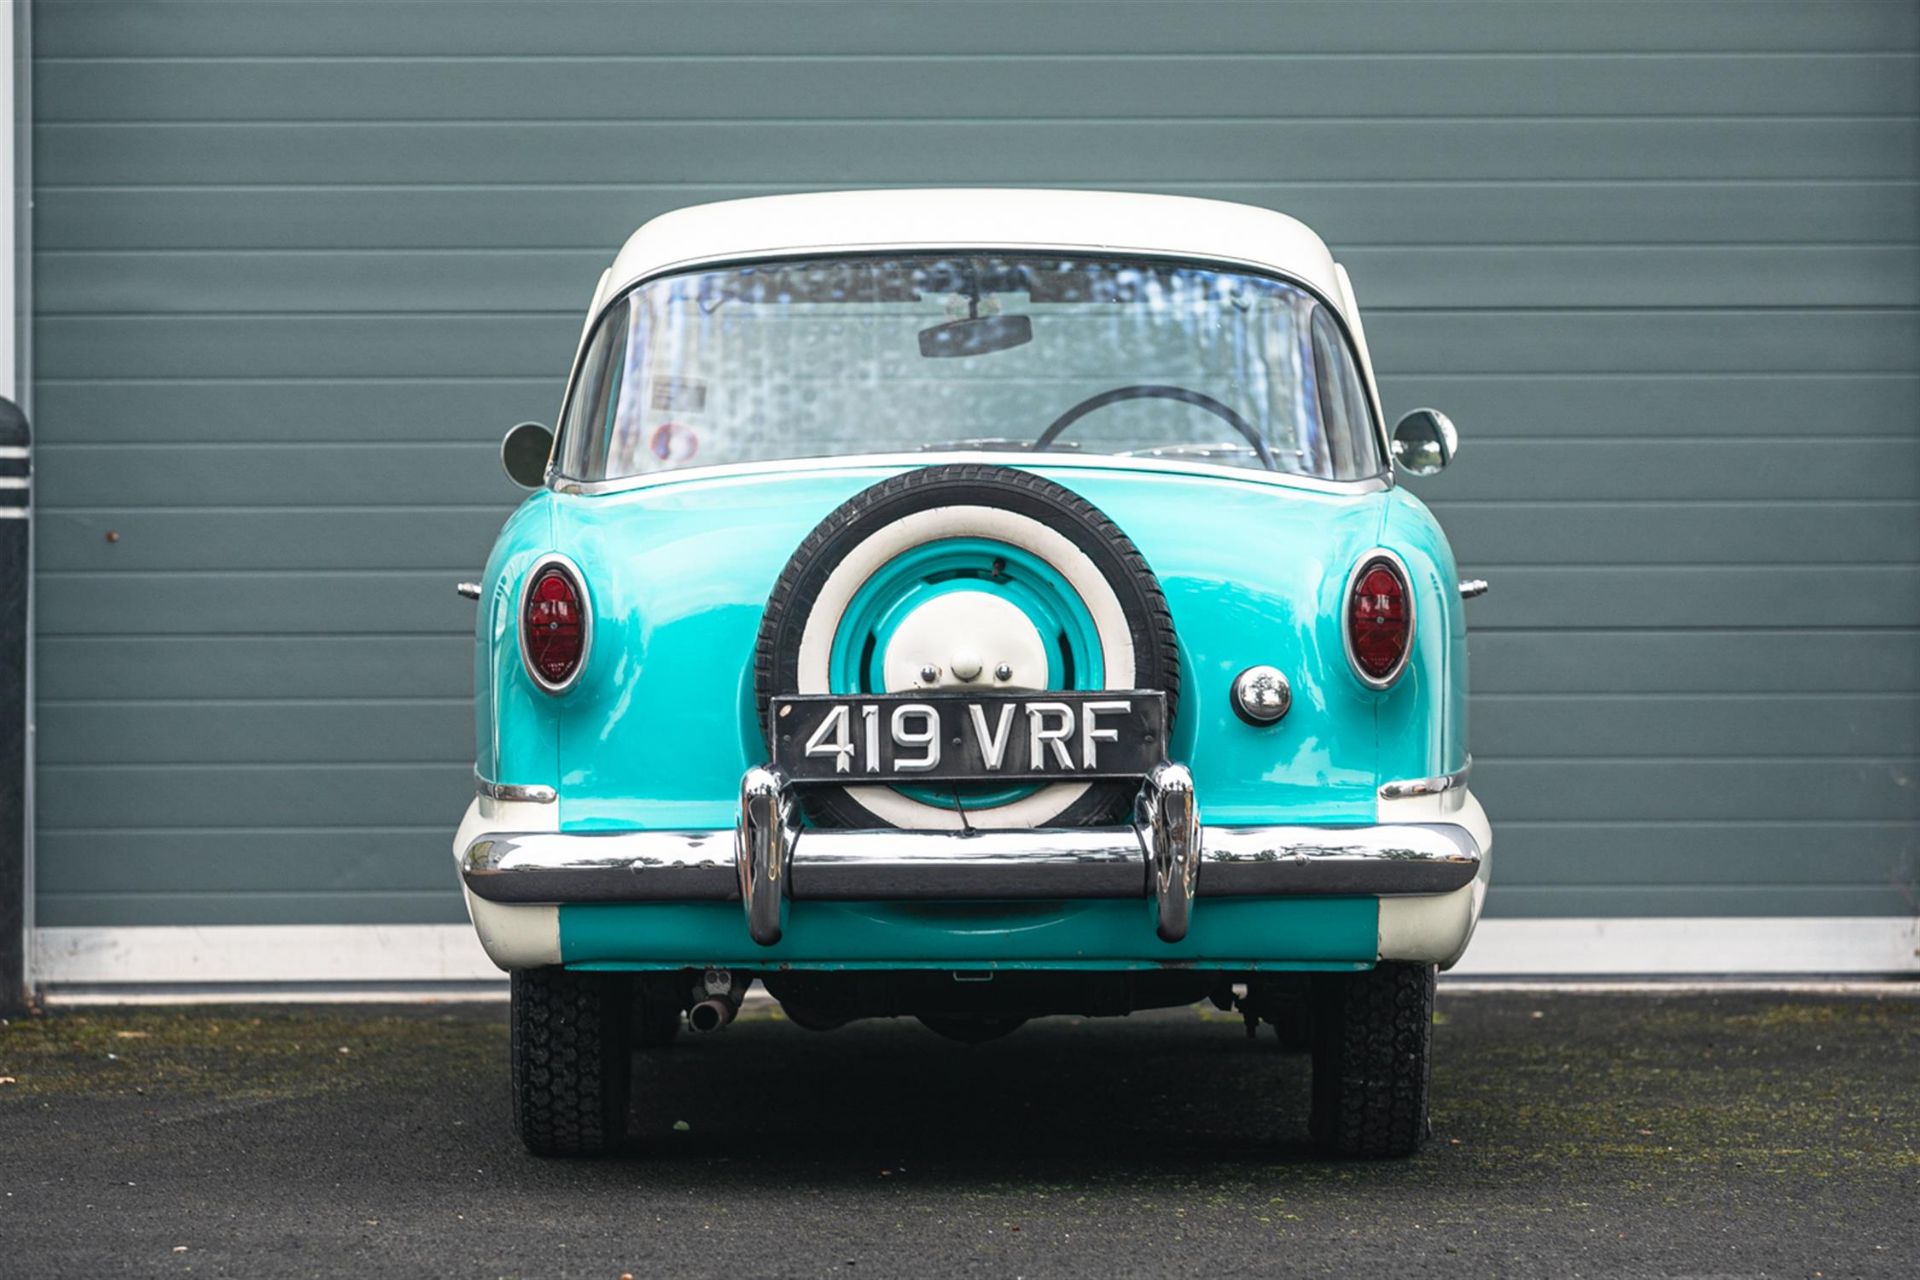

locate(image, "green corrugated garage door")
(28, 3), (1918, 953)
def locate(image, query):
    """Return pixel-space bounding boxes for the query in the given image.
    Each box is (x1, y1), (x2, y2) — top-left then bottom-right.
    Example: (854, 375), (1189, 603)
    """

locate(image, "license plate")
(769, 691), (1168, 783)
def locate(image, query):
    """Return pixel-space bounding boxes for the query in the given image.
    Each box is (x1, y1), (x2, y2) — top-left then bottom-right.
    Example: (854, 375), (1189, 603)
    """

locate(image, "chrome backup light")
(1231, 665), (1292, 724)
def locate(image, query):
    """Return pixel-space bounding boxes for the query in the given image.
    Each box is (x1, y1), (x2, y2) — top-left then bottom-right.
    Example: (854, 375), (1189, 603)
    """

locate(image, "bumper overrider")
(461, 762), (1485, 952)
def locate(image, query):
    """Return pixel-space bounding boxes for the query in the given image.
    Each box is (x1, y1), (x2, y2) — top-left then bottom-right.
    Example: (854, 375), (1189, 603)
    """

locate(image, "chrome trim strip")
(550, 452), (1390, 501)
(516, 552), (592, 695)
(623, 247), (1350, 318)
(474, 772), (557, 805)
(460, 820), (1480, 906)
(1378, 757), (1472, 802)
(1341, 548), (1416, 691)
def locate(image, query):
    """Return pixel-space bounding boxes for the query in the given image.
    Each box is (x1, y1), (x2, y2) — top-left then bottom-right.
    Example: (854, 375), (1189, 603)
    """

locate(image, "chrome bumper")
(461, 763), (1482, 947)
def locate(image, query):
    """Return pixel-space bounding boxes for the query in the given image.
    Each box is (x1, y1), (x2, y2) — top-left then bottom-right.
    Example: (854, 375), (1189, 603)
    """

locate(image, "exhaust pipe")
(687, 996), (736, 1034)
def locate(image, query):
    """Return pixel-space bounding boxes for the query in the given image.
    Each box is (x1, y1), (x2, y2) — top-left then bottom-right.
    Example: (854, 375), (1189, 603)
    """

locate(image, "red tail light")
(1346, 554), (1412, 687)
(522, 559), (587, 690)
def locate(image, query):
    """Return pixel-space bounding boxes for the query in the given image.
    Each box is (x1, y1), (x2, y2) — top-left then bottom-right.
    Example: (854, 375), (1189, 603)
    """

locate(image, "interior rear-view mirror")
(918, 313), (1033, 359)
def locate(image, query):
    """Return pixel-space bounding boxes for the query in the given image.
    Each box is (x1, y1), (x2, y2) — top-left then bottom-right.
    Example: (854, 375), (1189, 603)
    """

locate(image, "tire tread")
(510, 968), (632, 1157)
(1309, 962), (1434, 1158)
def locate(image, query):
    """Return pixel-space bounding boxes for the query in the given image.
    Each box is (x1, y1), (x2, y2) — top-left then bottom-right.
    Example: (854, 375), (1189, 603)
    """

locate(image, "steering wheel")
(1034, 384), (1276, 471)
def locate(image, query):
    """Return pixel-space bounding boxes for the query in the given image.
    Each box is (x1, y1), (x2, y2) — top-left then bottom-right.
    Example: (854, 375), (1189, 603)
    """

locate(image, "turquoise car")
(455, 190), (1491, 1158)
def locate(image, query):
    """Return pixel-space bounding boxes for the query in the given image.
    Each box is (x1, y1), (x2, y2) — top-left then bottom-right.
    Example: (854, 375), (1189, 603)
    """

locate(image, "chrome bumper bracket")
(735, 765), (796, 946)
(1140, 762), (1201, 943)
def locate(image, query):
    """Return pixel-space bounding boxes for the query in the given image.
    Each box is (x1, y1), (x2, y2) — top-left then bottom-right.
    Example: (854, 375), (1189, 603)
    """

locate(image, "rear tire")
(1308, 962), (1434, 1158)
(511, 967), (633, 1157)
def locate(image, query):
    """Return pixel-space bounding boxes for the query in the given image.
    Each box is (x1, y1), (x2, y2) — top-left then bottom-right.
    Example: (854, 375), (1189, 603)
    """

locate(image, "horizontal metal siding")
(30, 0), (1919, 927)
(31, 2), (1920, 56)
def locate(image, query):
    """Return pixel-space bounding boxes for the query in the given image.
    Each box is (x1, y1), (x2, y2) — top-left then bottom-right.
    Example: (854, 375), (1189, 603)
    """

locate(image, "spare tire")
(754, 464), (1180, 829)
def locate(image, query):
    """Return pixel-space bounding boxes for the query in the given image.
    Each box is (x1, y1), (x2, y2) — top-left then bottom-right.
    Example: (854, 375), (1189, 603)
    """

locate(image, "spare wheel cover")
(753, 464), (1180, 830)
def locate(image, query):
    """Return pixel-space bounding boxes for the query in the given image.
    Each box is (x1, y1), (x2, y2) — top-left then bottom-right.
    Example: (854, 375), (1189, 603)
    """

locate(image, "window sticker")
(649, 422), (699, 464)
(651, 376), (708, 413)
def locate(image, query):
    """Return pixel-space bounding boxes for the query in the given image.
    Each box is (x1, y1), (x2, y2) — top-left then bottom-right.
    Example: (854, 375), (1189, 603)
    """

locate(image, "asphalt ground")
(1, 989), (1916, 1278)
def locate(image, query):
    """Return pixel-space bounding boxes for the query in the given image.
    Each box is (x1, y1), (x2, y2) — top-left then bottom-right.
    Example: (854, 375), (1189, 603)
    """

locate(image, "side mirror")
(501, 422), (554, 488)
(1391, 408), (1458, 477)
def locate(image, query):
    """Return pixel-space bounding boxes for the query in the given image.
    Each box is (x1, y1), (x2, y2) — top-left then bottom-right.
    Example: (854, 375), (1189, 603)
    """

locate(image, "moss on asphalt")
(1433, 994), (1920, 1179)
(2, 990), (1913, 1185)
(0, 1005), (507, 1102)
(4, 991), (1913, 1278)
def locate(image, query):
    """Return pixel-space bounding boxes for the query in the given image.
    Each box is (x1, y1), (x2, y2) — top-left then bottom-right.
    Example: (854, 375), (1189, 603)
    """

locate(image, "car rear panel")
(473, 461), (1462, 830)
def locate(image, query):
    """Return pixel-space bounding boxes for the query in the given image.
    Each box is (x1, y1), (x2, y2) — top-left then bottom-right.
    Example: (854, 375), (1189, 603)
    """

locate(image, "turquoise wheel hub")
(825, 536), (1105, 810)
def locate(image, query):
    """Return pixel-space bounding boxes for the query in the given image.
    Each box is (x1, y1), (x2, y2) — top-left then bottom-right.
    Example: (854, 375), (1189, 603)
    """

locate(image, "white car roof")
(602, 189), (1346, 312)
